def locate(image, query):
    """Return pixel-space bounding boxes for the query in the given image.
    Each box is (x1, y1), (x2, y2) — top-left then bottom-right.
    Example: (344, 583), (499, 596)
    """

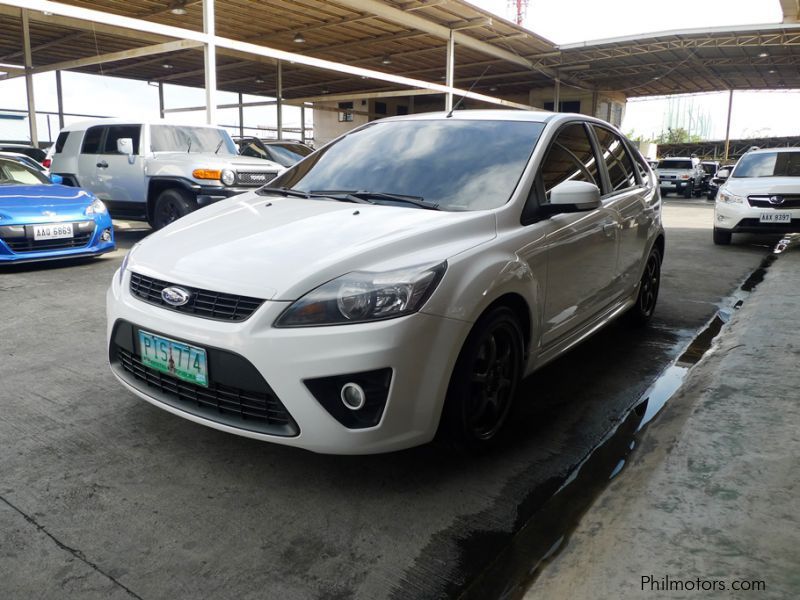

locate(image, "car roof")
(380, 109), (556, 124)
(61, 118), (228, 132)
(745, 147), (800, 154)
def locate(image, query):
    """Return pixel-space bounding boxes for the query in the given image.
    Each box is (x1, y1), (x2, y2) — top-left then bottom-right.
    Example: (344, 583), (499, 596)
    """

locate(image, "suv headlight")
(85, 198), (107, 215)
(718, 190), (745, 205)
(221, 169), (235, 186)
(275, 262), (447, 327)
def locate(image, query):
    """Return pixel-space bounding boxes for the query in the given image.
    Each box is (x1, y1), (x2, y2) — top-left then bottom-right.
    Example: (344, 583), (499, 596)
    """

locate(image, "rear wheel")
(151, 188), (196, 230)
(627, 247), (661, 326)
(713, 228), (732, 245)
(440, 306), (524, 452)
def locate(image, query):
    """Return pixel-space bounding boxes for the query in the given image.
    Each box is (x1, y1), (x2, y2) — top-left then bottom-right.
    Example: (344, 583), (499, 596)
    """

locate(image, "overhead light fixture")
(381, 55), (392, 65)
(162, 62), (174, 70)
(293, 33), (306, 43)
(768, 69), (777, 74)
(255, 77), (265, 83)
(168, 0), (187, 15)
(321, 88), (330, 94)
(489, 86), (498, 91)
(652, 76), (661, 80)
(758, 51), (769, 58)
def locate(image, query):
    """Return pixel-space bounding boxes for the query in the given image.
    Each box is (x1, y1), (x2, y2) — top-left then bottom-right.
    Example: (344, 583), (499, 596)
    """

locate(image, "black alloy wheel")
(441, 306), (524, 451)
(152, 188), (195, 230)
(627, 247), (661, 325)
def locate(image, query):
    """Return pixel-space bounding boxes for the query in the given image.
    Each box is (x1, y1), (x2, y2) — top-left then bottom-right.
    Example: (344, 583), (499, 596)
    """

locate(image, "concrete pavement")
(526, 246), (800, 599)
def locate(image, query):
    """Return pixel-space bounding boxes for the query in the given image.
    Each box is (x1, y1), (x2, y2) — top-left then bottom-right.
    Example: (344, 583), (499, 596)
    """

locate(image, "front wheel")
(713, 228), (732, 245)
(151, 188), (196, 230)
(683, 182), (693, 198)
(627, 247), (661, 326)
(440, 306), (524, 452)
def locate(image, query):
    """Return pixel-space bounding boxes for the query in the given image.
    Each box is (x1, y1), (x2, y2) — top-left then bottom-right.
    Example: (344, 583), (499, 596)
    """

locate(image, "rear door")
(93, 124), (146, 206)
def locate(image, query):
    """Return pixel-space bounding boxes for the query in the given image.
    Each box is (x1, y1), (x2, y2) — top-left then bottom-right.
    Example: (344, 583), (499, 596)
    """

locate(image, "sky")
(1, 0), (798, 143)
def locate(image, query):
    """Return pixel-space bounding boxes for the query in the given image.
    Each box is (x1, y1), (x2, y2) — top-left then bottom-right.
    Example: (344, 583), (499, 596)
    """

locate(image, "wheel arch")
(147, 177), (198, 222)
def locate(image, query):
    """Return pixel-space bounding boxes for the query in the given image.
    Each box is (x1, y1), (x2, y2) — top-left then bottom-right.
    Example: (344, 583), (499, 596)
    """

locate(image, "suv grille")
(129, 272), (264, 321)
(748, 195), (800, 209)
(236, 171), (277, 186)
(115, 346), (297, 436)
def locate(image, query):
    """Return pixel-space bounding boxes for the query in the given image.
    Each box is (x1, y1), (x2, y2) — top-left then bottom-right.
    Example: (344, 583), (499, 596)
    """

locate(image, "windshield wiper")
(308, 190), (375, 205)
(311, 190), (440, 210)
(215, 139), (224, 154)
(257, 186), (311, 198)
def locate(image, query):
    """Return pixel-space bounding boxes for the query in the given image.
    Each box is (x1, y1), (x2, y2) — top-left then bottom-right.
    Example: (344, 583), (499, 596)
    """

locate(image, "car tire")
(706, 191), (715, 200)
(683, 182), (693, 199)
(713, 228), (732, 245)
(440, 306), (524, 452)
(626, 247), (661, 326)
(151, 188), (196, 230)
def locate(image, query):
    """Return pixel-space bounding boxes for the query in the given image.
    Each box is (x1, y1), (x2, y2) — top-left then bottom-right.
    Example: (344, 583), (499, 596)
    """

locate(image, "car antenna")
(446, 65), (491, 118)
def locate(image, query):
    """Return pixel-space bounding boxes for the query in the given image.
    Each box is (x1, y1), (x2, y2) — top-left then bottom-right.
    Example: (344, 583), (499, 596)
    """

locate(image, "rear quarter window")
(54, 131), (70, 153)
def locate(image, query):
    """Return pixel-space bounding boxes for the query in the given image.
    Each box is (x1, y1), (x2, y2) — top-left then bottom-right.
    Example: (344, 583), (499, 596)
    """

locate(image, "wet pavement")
(0, 199), (781, 599)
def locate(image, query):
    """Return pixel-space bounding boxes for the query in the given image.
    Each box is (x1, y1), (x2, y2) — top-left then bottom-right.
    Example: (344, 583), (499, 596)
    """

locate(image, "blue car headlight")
(85, 198), (108, 216)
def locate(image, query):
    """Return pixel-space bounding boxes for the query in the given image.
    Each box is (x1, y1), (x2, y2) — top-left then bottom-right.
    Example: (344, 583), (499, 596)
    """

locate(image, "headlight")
(118, 242), (141, 285)
(85, 198), (107, 215)
(221, 169), (236, 186)
(275, 262), (447, 327)
(718, 190), (745, 205)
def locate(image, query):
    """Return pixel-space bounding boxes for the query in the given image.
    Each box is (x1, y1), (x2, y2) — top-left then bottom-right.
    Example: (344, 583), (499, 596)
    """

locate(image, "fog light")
(101, 228), (112, 242)
(340, 382), (366, 410)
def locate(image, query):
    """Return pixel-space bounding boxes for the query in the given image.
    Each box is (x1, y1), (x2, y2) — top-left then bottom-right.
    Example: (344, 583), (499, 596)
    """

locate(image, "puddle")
(459, 250), (781, 600)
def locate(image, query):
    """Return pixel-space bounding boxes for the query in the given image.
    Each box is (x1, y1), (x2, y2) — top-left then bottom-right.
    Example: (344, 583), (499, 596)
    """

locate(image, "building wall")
(527, 88), (628, 128)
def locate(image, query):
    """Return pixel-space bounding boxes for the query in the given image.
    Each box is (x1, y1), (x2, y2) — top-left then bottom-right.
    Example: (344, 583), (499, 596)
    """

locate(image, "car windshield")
(150, 125), (237, 154)
(658, 159), (692, 169)
(268, 119), (545, 211)
(0, 158), (49, 185)
(732, 152), (800, 178)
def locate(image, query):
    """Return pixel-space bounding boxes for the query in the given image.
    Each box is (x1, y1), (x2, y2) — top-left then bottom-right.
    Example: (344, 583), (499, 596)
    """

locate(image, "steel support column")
(553, 76), (560, 112)
(238, 92), (244, 138)
(55, 69), (64, 129)
(158, 81), (165, 119)
(723, 89), (734, 161)
(21, 9), (38, 147)
(203, 0), (217, 125)
(300, 103), (305, 144)
(276, 60), (283, 139)
(445, 28), (455, 111)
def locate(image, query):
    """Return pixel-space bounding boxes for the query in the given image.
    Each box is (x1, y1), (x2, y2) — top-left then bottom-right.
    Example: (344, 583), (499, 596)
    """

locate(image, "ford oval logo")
(161, 286), (191, 307)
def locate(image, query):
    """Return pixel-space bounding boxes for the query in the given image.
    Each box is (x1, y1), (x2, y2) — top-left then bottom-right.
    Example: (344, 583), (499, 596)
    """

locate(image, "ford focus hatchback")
(107, 111), (664, 454)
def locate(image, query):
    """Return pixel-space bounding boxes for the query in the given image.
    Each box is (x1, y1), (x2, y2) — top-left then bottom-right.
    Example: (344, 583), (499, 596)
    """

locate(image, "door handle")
(603, 222), (617, 237)
(96, 160), (108, 168)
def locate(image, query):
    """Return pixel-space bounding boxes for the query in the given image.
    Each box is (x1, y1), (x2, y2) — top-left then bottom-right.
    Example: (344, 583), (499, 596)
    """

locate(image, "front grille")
(236, 171), (278, 186)
(2, 231), (92, 253)
(129, 272), (264, 322)
(114, 345), (297, 436)
(748, 195), (800, 209)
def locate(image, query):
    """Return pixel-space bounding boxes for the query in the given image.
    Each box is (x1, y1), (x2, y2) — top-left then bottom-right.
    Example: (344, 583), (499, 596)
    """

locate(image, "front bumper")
(0, 215), (115, 263)
(106, 270), (471, 454)
(714, 201), (800, 233)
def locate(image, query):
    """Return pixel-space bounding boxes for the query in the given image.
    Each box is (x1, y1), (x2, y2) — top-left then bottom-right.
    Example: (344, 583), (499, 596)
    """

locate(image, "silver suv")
(50, 119), (283, 229)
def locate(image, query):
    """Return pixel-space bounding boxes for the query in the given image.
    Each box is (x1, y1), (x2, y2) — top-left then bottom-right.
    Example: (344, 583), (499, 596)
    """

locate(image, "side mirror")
(717, 168), (731, 179)
(117, 138), (134, 156)
(49, 174), (63, 185)
(547, 180), (601, 213)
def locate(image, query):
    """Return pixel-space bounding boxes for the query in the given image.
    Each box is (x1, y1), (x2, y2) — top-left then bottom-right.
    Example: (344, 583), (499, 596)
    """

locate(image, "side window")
(101, 125), (141, 154)
(540, 123), (600, 199)
(54, 131), (70, 153)
(81, 126), (104, 154)
(593, 126), (638, 193)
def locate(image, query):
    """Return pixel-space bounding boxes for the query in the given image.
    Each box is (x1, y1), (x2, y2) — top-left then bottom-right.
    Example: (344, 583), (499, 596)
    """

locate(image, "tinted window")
(264, 143), (312, 167)
(733, 152), (800, 178)
(0, 158), (49, 185)
(540, 123), (600, 198)
(101, 125), (141, 154)
(55, 132), (70, 153)
(593, 126), (637, 192)
(657, 159), (693, 169)
(270, 119), (545, 211)
(81, 126), (104, 154)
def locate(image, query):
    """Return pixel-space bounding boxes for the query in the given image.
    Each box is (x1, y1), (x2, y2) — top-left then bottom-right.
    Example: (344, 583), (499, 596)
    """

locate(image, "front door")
(93, 124), (146, 208)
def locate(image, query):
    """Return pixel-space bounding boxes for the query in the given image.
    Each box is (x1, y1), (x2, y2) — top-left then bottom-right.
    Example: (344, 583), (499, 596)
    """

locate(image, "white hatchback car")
(714, 148), (800, 244)
(107, 111), (664, 454)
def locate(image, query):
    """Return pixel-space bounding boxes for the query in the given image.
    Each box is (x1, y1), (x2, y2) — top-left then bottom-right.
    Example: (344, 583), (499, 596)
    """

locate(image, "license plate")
(138, 330), (209, 387)
(759, 212), (792, 223)
(33, 223), (74, 240)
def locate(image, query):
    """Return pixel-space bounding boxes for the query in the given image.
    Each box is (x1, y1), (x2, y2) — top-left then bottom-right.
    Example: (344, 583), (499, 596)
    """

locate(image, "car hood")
(129, 192), (497, 301)
(0, 184), (95, 221)
(723, 176), (800, 196)
(151, 152), (282, 171)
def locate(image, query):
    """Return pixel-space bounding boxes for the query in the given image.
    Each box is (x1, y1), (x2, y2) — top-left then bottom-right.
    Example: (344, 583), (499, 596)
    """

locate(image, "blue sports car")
(0, 156), (115, 264)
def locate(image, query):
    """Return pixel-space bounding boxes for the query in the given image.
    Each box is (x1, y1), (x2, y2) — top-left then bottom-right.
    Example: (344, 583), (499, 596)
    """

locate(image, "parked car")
(235, 137), (314, 167)
(0, 143), (47, 165)
(0, 156), (115, 264)
(655, 156), (705, 197)
(107, 110), (664, 454)
(50, 119), (285, 229)
(699, 160), (719, 193)
(713, 148), (800, 245)
(706, 164), (735, 200)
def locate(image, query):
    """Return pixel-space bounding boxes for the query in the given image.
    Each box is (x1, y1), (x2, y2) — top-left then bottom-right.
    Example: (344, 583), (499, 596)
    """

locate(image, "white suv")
(107, 111), (664, 454)
(50, 119), (284, 229)
(714, 148), (800, 245)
